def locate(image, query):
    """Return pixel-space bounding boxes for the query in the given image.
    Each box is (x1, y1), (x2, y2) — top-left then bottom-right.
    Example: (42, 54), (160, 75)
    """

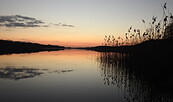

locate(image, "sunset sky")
(0, 0), (173, 47)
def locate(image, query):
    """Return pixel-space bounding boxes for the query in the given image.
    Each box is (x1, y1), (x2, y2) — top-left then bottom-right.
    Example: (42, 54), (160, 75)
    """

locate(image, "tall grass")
(103, 3), (173, 46)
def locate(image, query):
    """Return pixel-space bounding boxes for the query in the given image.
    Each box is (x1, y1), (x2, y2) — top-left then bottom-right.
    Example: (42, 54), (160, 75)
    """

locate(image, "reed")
(103, 2), (173, 46)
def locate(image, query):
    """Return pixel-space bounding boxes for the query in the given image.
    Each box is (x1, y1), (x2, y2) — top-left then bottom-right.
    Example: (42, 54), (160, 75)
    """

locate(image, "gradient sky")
(0, 0), (173, 47)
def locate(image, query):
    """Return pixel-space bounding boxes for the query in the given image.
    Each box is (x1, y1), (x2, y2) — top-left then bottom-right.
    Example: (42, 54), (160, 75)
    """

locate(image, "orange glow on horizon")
(0, 27), (103, 47)
(1, 38), (101, 47)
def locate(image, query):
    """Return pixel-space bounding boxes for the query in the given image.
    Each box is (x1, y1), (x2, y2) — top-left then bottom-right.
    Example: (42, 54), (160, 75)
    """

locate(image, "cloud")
(53, 23), (75, 27)
(0, 15), (75, 28)
(0, 15), (47, 28)
(62, 24), (75, 27)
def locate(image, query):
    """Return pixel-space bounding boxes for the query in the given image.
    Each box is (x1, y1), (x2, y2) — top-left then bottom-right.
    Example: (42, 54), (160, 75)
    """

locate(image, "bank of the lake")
(0, 40), (65, 55)
(87, 37), (173, 95)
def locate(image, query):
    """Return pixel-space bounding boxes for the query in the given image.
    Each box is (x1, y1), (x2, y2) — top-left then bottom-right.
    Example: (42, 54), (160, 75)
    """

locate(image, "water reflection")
(0, 67), (44, 80)
(0, 50), (172, 102)
(97, 52), (128, 86)
(0, 66), (74, 80)
(97, 52), (173, 102)
(52, 69), (74, 74)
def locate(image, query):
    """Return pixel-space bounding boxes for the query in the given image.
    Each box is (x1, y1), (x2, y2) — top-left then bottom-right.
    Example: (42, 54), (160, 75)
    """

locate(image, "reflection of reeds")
(97, 53), (130, 94)
(96, 52), (173, 102)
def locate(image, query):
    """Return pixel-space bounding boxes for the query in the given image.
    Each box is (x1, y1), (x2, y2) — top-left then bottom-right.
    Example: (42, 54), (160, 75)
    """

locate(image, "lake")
(0, 49), (172, 102)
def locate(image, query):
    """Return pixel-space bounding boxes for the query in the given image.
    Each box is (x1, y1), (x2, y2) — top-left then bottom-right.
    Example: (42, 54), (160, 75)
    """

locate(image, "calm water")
(0, 49), (172, 102)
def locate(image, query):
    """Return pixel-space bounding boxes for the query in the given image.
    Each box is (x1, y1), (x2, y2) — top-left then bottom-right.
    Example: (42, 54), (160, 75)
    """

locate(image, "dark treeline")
(0, 39), (65, 55)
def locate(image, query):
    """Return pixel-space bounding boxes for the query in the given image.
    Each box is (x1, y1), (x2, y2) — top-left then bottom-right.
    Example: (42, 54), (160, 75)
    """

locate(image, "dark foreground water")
(0, 49), (172, 102)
